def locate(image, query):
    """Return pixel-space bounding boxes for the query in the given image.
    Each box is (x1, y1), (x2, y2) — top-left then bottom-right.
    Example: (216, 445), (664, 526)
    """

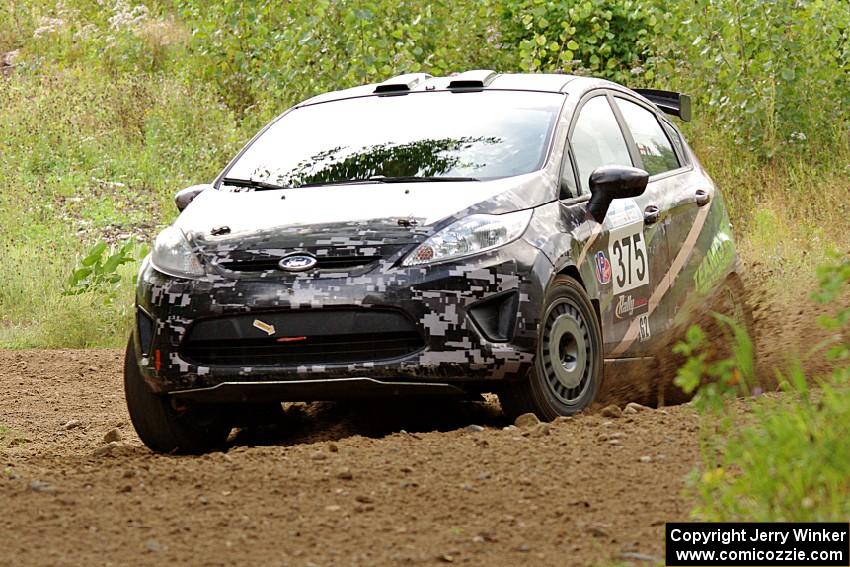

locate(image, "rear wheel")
(716, 273), (754, 338)
(655, 272), (757, 405)
(499, 275), (603, 420)
(700, 272), (757, 369)
(124, 337), (231, 454)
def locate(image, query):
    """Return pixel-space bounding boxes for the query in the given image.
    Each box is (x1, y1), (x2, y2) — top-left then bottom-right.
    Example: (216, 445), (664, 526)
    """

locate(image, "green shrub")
(176, 0), (512, 115)
(64, 240), (140, 296)
(673, 314), (756, 413)
(655, 0), (850, 157)
(0, 240), (139, 348)
(499, 0), (661, 83)
(681, 253), (850, 521)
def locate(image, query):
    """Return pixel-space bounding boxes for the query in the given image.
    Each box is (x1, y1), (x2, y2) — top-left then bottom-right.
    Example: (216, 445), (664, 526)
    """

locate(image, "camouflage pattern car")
(125, 70), (745, 453)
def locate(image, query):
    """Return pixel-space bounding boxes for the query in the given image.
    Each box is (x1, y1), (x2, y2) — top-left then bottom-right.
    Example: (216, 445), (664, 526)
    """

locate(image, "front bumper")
(134, 239), (548, 397)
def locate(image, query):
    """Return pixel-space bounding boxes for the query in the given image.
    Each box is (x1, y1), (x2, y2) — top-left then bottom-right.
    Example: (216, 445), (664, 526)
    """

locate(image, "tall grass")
(0, 21), (246, 346)
(688, 124), (850, 299)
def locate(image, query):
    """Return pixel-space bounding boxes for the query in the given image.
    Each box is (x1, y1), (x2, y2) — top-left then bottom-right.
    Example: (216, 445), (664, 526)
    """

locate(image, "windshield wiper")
(221, 177), (287, 191)
(367, 175), (480, 183)
(298, 176), (479, 187)
(223, 175), (480, 191)
(296, 178), (385, 188)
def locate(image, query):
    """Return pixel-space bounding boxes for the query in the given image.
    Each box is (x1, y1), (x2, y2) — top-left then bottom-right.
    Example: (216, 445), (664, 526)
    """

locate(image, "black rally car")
(126, 70), (744, 453)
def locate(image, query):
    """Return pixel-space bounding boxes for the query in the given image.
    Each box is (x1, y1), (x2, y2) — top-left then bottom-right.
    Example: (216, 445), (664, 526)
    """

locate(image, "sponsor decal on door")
(595, 251), (611, 285)
(694, 233), (735, 294)
(614, 293), (649, 320)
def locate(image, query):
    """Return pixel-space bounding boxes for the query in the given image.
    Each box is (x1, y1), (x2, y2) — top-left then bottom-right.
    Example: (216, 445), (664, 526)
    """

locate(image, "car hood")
(176, 170), (553, 242)
(174, 172), (555, 270)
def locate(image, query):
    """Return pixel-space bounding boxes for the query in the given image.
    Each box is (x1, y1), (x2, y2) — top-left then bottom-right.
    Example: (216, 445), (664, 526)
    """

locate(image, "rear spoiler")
(633, 89), (692, 122)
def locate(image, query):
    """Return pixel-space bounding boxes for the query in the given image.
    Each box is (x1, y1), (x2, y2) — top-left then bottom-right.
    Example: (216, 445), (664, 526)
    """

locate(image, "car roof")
(292, 70), (691, 123)
(296, 70), (625, 107)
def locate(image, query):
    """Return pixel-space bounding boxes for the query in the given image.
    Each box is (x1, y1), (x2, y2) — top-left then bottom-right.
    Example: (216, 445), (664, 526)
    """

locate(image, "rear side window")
(662, 120), (689, 165)
(571, 96), (633, 193)
(615, 98), (680, 176)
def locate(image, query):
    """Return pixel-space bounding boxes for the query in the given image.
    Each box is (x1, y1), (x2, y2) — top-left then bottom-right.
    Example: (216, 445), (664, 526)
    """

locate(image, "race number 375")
(608, 225), (649, 294)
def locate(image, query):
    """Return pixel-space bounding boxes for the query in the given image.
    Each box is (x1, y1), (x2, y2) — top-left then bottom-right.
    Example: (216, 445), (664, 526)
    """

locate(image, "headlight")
(150, 226), (204, 278)
(402, 210), (533, 267)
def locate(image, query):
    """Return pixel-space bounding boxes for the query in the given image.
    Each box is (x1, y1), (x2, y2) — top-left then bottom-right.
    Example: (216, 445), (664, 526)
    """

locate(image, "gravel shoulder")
(0, 349), (700, 567)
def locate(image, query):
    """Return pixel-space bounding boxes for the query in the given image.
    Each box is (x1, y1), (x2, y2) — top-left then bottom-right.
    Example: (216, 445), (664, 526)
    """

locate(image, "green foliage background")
(0, 0), (848, 348)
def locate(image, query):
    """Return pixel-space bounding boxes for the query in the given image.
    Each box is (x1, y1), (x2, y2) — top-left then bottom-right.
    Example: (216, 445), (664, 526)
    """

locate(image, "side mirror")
(586, 165), (649, 223)
(175, 184), (210, 212)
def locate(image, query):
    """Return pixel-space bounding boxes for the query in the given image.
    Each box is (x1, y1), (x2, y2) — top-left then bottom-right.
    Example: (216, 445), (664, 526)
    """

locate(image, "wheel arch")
(555, 264), (602, 337)
(557, 264), (583, 286)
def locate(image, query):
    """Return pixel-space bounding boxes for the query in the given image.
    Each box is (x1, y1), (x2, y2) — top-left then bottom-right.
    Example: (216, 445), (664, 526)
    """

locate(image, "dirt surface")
(2, 266), (842, 567)
(0, 348), (701, 567)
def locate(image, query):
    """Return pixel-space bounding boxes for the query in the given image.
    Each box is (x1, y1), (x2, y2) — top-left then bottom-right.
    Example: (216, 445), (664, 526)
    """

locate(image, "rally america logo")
(615, 294), (649, 320)
(595, 251), (611, 285)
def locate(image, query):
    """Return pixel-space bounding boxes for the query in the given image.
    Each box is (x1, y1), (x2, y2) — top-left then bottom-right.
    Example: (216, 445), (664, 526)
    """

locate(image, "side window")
(661, 119), (689, 166)
(559, 146), (578, 198)
(615, 98), (680, 176)
(571, 95), (633, 193)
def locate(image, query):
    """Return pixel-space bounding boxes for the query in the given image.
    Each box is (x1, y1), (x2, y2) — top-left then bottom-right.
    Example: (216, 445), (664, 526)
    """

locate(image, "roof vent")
(447, 70), (498, 90)
(374, 73), (432, 94)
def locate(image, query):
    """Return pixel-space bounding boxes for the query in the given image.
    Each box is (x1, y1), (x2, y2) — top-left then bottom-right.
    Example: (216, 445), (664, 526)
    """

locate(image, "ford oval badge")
(279, 254), (318, 272)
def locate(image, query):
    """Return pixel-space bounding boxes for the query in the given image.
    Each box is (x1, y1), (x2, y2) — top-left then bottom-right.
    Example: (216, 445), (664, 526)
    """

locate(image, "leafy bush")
(64, 240), (140, 296)
(655, 0), (850, 156)
(680, 253), (850, 521)
(499, 0), (661, 83)
(176, 0), (512, 115)
(673, 314), (756, 412)
(814, 252), (850, 370)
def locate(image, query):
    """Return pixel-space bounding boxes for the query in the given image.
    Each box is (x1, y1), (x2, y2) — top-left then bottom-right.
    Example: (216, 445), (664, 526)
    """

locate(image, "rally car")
(125, 70), (745, 453)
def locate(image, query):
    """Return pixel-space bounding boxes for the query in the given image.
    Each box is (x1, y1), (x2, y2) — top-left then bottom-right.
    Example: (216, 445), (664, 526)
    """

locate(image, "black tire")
(124, 337), (231, 454)
(715, 272), (755, 341)
(700, 272), (758, 376)
(687, 272), (756, 366)
(499, 275), (603, 420)
(655, 272), (757, 405)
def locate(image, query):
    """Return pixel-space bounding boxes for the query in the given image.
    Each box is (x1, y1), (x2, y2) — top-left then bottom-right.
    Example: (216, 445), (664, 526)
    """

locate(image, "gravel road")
(0, 349), (700, 567)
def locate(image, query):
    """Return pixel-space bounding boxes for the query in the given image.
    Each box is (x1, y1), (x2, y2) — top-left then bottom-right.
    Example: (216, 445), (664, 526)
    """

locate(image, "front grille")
(180, 308), (424, 366)
(182, 332), (423, 366)
(218, 255), (381, 273)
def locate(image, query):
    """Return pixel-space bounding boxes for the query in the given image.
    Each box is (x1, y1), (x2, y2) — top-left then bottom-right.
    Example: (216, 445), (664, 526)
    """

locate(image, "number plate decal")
(608, 223), (649, 295)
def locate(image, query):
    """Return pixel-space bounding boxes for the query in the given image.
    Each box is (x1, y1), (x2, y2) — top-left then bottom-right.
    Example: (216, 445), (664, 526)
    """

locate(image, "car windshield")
(223, 90), (563, 188)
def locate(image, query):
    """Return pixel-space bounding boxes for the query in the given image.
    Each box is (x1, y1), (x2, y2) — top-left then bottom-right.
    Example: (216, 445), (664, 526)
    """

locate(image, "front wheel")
(124, 338), (231, 454)
(499, 275), (603, 420)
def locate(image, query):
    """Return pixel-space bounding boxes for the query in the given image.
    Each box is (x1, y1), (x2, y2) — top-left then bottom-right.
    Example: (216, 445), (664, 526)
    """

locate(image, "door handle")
(644, 205), (660, 225)
(695, 189), (711, 207)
